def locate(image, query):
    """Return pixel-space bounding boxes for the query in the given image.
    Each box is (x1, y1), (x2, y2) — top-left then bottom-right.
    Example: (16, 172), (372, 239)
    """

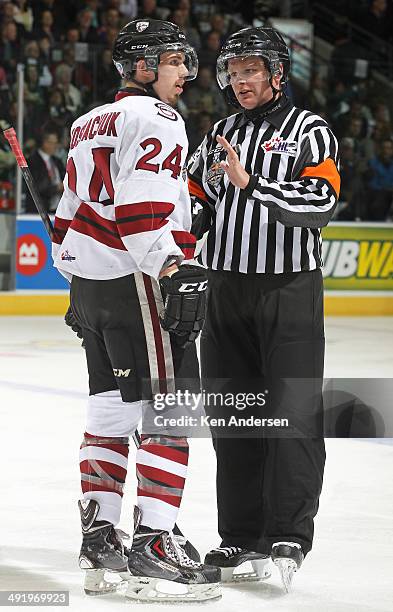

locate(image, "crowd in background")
(0, 0), (393, 220)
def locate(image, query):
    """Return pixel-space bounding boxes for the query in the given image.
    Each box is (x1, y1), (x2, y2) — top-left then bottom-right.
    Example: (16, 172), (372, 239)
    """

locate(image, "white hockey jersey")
(52, 90), (195, 281)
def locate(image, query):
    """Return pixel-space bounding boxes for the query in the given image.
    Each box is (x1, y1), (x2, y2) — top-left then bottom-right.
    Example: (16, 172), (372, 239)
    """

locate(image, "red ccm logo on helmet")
(16, 234), (47, 276)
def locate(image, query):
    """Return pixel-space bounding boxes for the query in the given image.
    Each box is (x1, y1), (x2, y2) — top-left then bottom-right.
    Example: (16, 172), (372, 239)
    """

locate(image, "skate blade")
(83, 569), (129, 596)
(221, 559), (271, 584)
(274, 558), (297, 593)
(125, 577), (221, 603)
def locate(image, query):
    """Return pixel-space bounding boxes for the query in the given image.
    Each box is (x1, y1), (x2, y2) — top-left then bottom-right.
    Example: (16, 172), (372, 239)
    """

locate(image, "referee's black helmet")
(216, 26), (290, 106)
(112, 18), (198, 82)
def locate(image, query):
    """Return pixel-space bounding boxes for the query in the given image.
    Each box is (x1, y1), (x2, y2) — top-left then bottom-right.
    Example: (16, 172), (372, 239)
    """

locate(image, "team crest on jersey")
(262, 136), (297, 156)
(206, 144), (226, 186)
(206, 142), (241, 187)
(136, 21), (149, 32)
(155, 102), (178, 121)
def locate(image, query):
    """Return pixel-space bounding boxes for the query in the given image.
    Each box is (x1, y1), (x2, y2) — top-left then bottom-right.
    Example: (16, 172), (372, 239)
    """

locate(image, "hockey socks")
(136, 435), (189, 531)
(79, 432), (129, 525)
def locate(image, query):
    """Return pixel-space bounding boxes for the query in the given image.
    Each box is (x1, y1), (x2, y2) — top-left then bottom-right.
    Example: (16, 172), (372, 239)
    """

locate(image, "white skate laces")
(167, 532), (201, 569)
(211, 546), (243, 557)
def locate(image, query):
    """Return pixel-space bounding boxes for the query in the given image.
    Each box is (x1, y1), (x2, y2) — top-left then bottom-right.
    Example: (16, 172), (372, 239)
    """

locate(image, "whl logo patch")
(61, 250), (76, 261)
(262, 136), (297, 156)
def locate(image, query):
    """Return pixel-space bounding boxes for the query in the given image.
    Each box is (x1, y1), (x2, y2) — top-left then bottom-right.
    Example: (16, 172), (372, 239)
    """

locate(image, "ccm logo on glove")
(179, 281), (208, 293)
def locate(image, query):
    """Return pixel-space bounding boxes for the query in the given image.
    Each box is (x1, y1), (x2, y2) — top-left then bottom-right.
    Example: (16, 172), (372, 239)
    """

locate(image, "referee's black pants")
(201, 268), (326, 557)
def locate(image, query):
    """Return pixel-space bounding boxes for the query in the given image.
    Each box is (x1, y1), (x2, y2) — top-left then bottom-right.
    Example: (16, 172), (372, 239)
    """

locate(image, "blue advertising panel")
(15, 215), (68, 289)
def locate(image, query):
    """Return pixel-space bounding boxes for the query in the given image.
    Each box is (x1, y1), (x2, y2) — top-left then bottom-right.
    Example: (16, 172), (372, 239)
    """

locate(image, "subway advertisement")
(322, 223), (393, 292)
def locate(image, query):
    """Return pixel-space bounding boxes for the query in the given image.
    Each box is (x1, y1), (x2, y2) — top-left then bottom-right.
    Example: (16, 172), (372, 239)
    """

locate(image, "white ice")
(0, 316), (392, 611)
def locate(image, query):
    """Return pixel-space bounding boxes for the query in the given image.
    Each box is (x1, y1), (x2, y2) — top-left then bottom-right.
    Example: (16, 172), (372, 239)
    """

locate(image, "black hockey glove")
(64, 304), (83, 340)
(159, 264), (208, 349)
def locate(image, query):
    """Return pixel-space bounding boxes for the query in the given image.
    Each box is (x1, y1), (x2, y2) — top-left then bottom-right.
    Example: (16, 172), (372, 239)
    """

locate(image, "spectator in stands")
(33, 9), (57, 45)
(37, 34), (53, 85)
(184, 65), (227, 120)
(65, 27), (80, 43)
(137, 0), (163, 21)
(84, 0), (100, 29)
(48, 87), (74, 132)
(98, 7), (121, 44)
(25, 126), (65, 214)
(169, 7), (201, 51)
(309, 74), (327, 115)
(371, 100), (391, 125)
(342, 116), (370, 167)
(198, 30), (221, 67)
(337, 137), (366, 220)
(333, 98), (369, 140)
(54, 63), (82, 117)
(13, 0), (34, 34)
(365, 138), (393, 220)
(19, 64), (46, 110)
(119, 0), (138, 21)
(23, 39), (41, 66)
(370, 119), (393, 150)
(359, 0), (391, 40)
(0, 21), (21, 84)
(187, 110), (213, 152)
(330, 27), (370, 86)
(210, 14), (228, 41)
(32, 0), (73, 31)
(76, 8), (99, 44)
(96, 47), (121, 102)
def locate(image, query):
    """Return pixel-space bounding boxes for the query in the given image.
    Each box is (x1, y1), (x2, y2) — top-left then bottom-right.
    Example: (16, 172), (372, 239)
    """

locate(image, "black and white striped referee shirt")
(187, 95), (340, 274)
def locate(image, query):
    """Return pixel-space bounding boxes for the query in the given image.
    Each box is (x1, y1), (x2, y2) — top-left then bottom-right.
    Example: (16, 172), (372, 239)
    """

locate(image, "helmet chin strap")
(128, 72), (160, 99)
(243, 88), (286, 123)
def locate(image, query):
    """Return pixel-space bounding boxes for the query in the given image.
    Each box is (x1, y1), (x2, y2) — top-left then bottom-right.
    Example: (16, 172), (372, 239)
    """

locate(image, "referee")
(188, 27), (340, 590)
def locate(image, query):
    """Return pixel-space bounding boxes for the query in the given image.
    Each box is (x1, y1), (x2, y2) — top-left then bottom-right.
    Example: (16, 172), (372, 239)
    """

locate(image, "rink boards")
(0, 221), (392, 315)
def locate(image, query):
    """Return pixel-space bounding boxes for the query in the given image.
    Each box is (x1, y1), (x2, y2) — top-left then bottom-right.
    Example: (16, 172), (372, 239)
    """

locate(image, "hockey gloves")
(64, 304), (83, 340)
(159, 264), (208, 348)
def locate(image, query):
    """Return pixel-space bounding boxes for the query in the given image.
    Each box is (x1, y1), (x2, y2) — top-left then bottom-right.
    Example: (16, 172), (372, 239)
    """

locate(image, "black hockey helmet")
(216, 26), (290, 107)
(112, 18), (198, 83)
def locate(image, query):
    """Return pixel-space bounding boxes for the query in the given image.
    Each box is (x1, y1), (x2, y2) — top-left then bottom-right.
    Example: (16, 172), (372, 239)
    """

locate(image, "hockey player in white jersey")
(52, 19), (220, 602)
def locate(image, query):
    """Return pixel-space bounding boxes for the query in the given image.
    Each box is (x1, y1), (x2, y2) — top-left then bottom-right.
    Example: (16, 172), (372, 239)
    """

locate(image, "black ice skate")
(126, 525), (221, 602)
(78, 499), (129, 596)
(271, 541), (304, 592)
(204, 546), (271, 583)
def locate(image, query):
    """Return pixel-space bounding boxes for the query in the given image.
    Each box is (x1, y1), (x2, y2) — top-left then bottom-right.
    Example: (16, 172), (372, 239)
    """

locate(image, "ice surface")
(0, 316), (392, 611)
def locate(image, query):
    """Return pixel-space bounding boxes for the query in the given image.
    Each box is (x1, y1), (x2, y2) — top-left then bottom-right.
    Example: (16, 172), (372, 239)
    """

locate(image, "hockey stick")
(4, 125), (201, 563)
(3, 127), (55, 240)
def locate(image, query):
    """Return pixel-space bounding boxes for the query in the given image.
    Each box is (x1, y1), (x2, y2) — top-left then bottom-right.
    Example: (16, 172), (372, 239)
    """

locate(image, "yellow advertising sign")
(322, 223), (393, 291)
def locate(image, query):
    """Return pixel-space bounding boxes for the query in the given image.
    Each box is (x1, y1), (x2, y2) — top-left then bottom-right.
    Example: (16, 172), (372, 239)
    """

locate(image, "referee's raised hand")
(217, 134), (250, 189)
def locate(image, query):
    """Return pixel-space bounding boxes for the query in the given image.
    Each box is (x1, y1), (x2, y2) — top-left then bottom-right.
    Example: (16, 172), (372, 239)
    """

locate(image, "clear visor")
(216, 51), (270, 90)
(146, 42), (198, 81)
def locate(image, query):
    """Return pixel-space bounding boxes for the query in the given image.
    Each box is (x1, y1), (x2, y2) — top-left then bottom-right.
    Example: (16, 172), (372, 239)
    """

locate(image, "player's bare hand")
(216, 134), (250, 190)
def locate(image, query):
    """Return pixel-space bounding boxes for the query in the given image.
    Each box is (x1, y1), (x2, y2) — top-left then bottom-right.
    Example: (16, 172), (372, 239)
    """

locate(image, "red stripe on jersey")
(71, 202), (126, 251)
(142, 274), (168, 394)
(136, 488), (182, 508)
(52, 216), (72, 245)
(140, 442), (189, 466)
(137, 464), (186, 489)
(171, 230), (196, 259)
(116, 202), (174, 236)
(80, 459), (127, 482)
